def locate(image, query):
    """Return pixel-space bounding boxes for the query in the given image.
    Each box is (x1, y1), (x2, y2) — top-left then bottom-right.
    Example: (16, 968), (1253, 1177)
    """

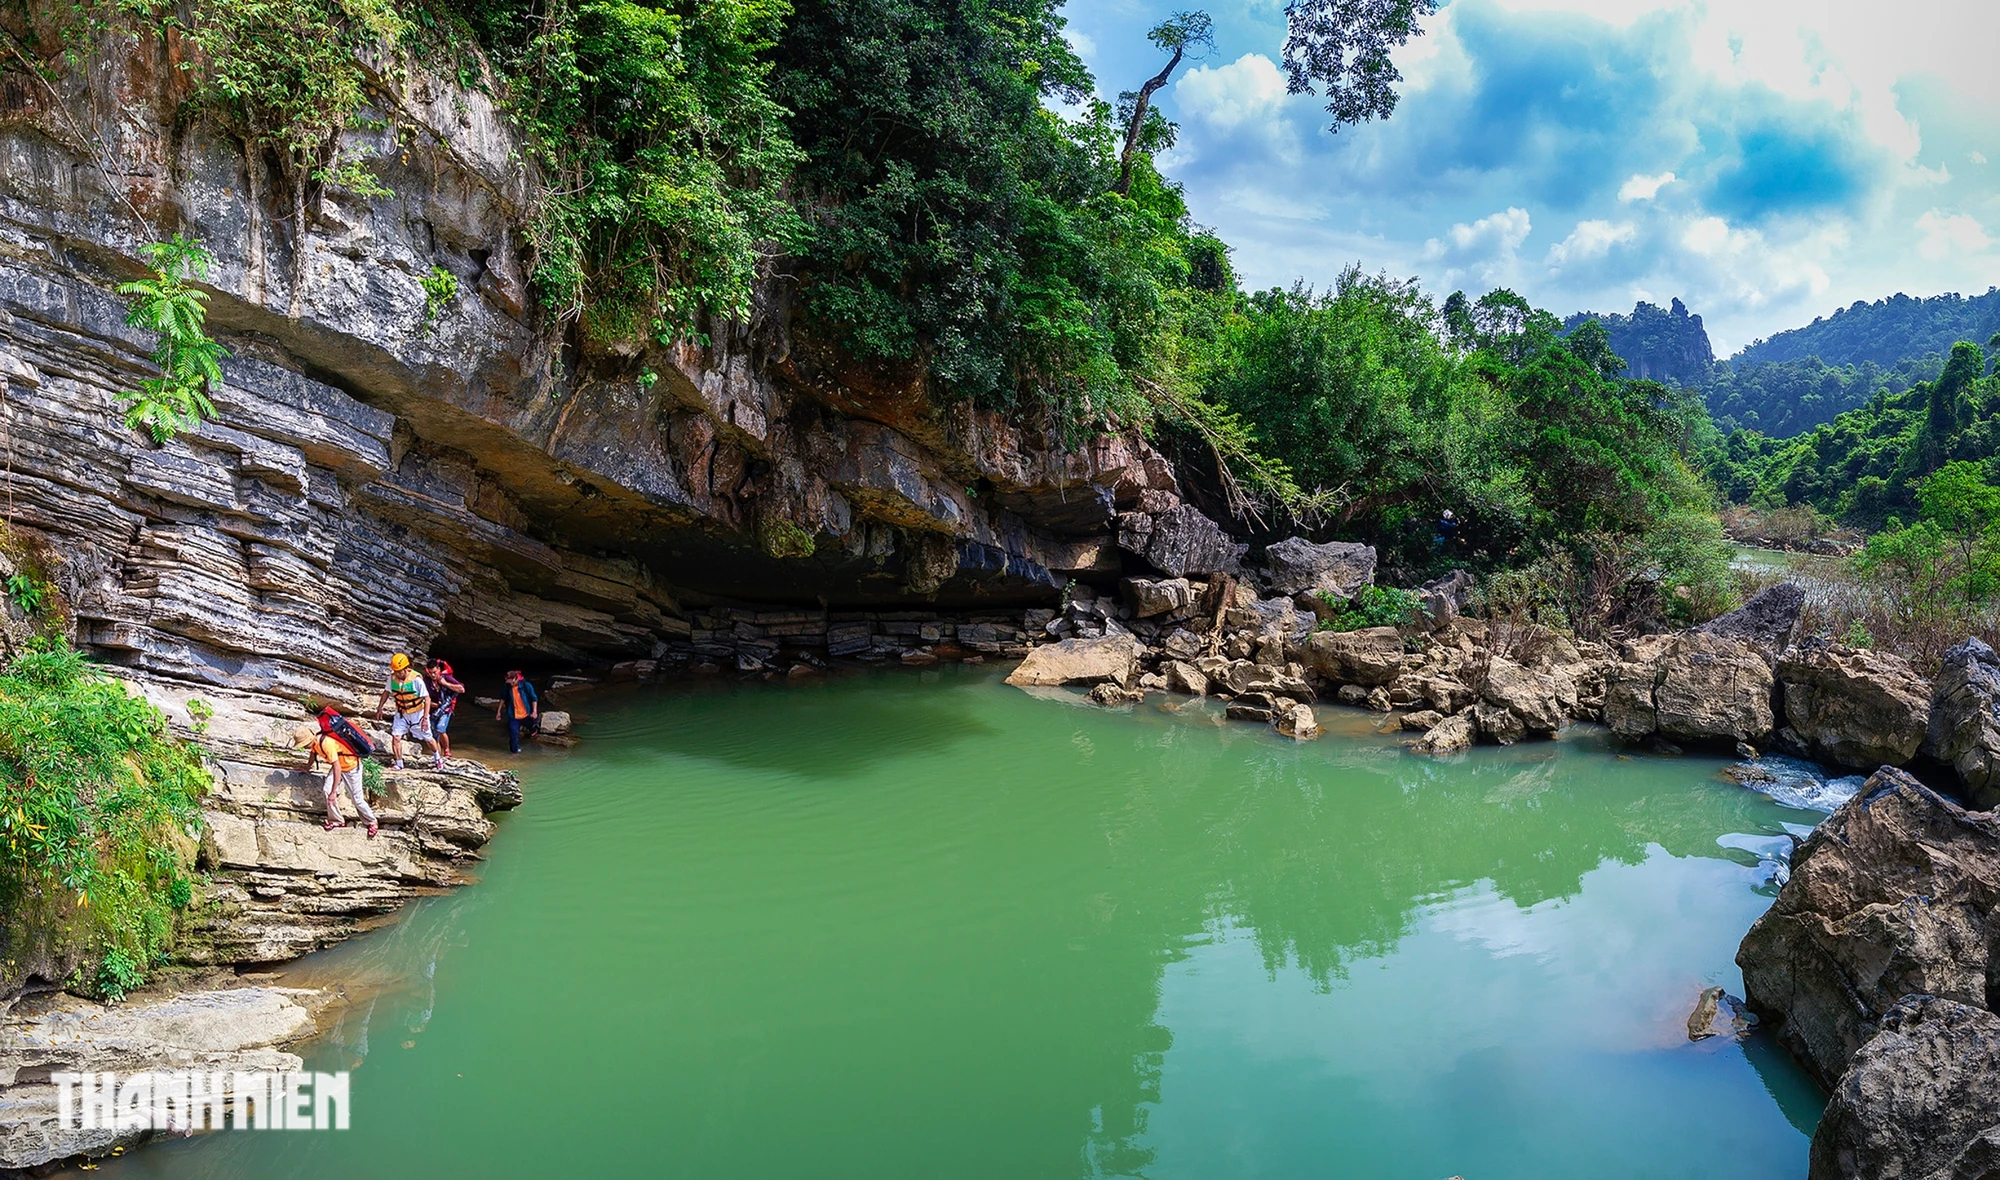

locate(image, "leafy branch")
(115, 236), (229, 443)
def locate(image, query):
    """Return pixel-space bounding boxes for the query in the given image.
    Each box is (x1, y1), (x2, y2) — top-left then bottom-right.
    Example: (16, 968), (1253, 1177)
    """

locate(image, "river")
(92, 665), (1827, 1179)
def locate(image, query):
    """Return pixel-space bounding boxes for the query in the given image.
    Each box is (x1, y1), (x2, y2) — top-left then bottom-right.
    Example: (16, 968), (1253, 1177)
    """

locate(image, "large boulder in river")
(1409, 711), (1475, 755)
(1926, 638), (2000, 808)
(1694, 582), (1804, 663)
(1302, 627), (1406, 687)
(1604, 632), (1775, 745)
(1006, 635), (1141, 688)
(1809, 995), (2000, 1180)
(1123, 505), (1245, 579)
(1736, 767), (2000, 1090)
(1479, 657), (1564, 734)
(1777, 642), (1930, 769)
(1262, 537), (1376, 599)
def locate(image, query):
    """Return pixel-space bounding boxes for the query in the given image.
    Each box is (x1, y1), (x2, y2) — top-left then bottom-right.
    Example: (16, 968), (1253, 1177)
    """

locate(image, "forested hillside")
(1736, 290), (2000, 370)
(1710, 342), (1999, 527)
(1699, 290), (2000, 438)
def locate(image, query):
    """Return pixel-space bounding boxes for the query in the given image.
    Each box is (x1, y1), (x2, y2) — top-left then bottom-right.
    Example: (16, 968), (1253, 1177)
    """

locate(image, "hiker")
(1436, 508), (1460, 551)
(295, 724), (377, 837)
(376, 653), (443, 770)
(496, 669), (540, 755)
(426, 657), (466, 759)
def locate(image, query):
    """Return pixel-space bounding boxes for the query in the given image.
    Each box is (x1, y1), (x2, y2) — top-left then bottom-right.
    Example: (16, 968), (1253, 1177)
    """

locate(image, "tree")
(1282, 0), (1439, 130)
(1114, 11), (1212, 196)
(1917, 460), (2000, 583)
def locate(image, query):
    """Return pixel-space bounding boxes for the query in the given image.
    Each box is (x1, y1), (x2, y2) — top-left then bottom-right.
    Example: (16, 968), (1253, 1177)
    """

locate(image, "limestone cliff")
(0, 21), (1200, 709)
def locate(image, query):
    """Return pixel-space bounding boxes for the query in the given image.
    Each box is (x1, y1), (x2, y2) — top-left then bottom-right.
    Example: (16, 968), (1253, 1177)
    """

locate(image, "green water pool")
(94, 665), (1826, 1179)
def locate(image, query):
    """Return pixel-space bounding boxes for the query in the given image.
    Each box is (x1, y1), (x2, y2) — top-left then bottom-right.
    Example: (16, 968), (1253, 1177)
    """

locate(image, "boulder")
(1409, 711), (1475, 755)
(1005, 635), (1140, 689)
(1472, 703), (1526, 745)
(1399, 709), (1444, 732)
(1262, 537), (1377, 599)
(1335, 684), (1369, 707)
(1602, 660), (1661, 739)
(1926, 638), (2000, 807)
(1417, 569), (1474, 627)
(1160, 628), (1204, 662)
(1122, 576), (1195, 619)
(1607, 632), (1775, 745)
(1086, 682), (1145, 707)
(1810, 996), (2000, 1180)
(1778, 642), (1931, 769)
(1302, 627), (1406, 687)
(1164, 660), (1209, 697)
(1736, 767), (2000, 1090)
(1275, 703), (1320, 740)
(537, 709), (573, 736)
(1244, 671), (1316, 704)
(1479, 657), (1564, 734)
(1694, 582), (1805, 663)
(1131, 505), (1245, 579)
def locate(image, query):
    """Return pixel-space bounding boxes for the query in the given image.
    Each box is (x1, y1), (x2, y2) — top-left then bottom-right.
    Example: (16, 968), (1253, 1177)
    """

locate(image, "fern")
(115, 235), (229, 442)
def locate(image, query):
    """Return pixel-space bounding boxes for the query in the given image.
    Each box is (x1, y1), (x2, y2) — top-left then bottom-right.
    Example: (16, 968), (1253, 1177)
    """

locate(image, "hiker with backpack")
(496, 669), (539, 755)
(426, 657), (466, 759)
(295, 722), (378, 837)
(377, 652), (444, 771)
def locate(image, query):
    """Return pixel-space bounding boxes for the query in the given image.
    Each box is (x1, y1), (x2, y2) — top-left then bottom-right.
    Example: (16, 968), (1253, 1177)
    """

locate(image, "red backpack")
(316, 707), (379, 759)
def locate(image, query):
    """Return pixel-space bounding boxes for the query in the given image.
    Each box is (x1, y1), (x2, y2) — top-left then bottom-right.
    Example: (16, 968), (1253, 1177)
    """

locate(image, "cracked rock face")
(0, 984), (330, 1171)
(1777, 642), (1931, 770)
(1926, 638), (2000, 808)
(0, 30), (1203, 705)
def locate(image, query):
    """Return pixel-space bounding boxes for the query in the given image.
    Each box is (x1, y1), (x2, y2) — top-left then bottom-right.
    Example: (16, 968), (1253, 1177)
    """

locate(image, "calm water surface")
(96, 665), (1825, 1179)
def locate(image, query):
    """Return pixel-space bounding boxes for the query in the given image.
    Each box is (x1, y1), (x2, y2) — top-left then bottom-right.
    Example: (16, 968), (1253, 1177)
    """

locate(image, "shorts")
(391, 711), (434, 741)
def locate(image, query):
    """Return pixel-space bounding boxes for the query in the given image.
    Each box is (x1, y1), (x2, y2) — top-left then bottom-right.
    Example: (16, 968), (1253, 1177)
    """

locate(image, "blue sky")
(1059, 0), (2000, 354)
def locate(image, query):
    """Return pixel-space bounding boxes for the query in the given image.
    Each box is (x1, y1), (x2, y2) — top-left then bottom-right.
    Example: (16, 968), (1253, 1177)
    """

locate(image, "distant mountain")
(1704, 289), (2000, 438)
(1562, 298), (1715, 387)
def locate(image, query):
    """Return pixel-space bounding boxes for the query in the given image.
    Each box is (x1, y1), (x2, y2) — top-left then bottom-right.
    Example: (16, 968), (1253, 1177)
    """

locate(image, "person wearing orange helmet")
(375, 652), (442, 771)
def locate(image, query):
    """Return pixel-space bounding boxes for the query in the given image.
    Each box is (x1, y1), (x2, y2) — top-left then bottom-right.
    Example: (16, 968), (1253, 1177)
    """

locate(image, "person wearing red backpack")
(294, 724), (378, 837)
(425, 657), (466, 759)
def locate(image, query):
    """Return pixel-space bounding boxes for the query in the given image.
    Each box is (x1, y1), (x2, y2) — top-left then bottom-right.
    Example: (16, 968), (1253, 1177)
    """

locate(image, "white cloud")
(1175, 54), (1289, 130)
(1421, 207), (1533, 285)
(1065, 29), (1095, 59)
(1547, 220), (1636, 267)
(1617, 172), (1677, 202)
(1915, 210), (1992, 261)
(1425, 207), (1533, 260)
(1974, 151), (1990, 166)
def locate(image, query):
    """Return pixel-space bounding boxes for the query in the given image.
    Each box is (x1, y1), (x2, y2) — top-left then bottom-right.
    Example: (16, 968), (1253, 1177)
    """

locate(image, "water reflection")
(89, 666), (1819, 1180)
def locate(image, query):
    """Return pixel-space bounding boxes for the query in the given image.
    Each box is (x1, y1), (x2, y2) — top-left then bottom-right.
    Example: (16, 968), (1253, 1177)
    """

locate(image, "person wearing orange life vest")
(375, 653), (443, 771)
(294, 724), (377, 837)
(496, 669), (539, 755)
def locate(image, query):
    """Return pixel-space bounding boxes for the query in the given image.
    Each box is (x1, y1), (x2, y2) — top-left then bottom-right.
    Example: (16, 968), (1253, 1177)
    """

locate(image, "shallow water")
(96, 665), (1826, 1179)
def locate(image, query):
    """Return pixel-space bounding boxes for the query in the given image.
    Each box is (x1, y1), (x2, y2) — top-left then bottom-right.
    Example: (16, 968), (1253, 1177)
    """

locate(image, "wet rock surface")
(1737, 768), (2000, 1091)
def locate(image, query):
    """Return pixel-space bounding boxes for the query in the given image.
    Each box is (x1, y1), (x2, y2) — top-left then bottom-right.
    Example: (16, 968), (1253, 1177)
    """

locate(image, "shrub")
(1317, 585), (1422, 632)
(0, 641), (209, 1000)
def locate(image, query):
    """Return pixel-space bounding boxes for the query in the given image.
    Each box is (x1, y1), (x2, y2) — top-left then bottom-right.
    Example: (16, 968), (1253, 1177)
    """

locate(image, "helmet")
(390, 653), (411, 672)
